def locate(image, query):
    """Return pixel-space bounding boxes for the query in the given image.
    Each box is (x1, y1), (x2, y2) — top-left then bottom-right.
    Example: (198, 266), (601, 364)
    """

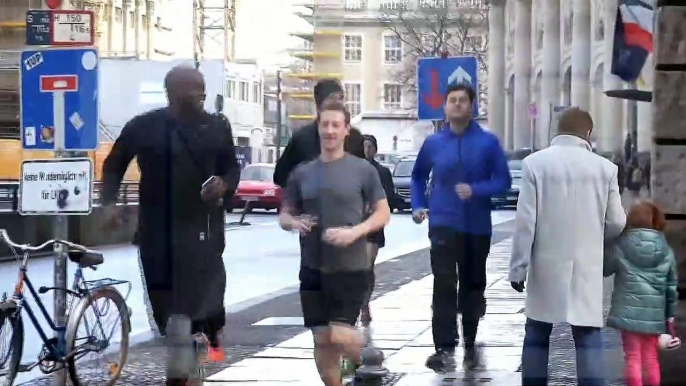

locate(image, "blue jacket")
(411, 121), (511, 235)
(604, 229), (678, 334)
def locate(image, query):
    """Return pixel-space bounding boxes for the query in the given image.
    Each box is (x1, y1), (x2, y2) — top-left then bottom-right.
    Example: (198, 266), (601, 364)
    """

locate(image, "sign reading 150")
(55, 13), (85, 22)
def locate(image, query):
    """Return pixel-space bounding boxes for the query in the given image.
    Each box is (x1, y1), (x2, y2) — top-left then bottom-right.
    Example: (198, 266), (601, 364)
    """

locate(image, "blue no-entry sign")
(20, 47), (99, 151)
(417, 56), (479, 121)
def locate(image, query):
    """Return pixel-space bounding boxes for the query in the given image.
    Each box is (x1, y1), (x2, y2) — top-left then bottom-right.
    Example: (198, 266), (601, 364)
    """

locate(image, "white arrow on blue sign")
(416, 56), (479, 121)
(20, 47), (99, 151)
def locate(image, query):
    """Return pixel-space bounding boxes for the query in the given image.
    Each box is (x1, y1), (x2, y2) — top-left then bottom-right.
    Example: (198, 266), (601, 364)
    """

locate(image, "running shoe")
(208, 346), (225, 362)
(425, 349), (456, 373)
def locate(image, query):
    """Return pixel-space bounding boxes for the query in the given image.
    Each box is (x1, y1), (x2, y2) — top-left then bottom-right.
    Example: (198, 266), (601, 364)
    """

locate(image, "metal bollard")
(165, 314), (201, 386)
(354, 346), (389, 386)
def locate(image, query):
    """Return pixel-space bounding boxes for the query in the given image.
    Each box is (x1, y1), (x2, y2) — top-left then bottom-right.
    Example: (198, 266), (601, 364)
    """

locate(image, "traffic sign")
(20, 47), (99, 151)
(26, 10), (51, 46)
(26, 10), (94, 46)
(417, 56), (479, 121)
(19, 158), (93, 215)
(528, 102), (538, 119)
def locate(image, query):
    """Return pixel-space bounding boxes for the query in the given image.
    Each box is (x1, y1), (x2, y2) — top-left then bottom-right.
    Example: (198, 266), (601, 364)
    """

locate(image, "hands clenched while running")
(288, 215), (318, 234)
(323, 227), (363, 247)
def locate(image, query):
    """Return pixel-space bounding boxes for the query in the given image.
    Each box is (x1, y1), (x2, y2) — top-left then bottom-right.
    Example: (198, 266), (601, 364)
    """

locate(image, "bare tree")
(378, 0), (489, 113)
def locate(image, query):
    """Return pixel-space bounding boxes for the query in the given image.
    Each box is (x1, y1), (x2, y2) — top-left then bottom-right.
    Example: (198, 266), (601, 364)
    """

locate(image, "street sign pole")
(23, 10), (97, 386)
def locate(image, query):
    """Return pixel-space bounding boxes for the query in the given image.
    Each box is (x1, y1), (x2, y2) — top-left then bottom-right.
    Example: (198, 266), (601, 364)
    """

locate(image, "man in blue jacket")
(411, 83), (511, 372)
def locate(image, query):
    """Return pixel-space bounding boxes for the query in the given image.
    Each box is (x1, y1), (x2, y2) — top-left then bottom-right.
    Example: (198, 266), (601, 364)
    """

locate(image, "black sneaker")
(425, 349), (456, 373)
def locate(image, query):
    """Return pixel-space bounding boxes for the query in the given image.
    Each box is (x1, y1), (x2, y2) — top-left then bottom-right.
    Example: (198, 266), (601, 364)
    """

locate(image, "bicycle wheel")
(0, 310), (23, 386)
(65, 287), (130, 386)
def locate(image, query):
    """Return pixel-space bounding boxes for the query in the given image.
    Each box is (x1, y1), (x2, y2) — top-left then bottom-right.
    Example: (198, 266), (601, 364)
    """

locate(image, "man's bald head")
(164, 65), (206, 116)
(557, 107), (593, 140)
(164, 65), (203, 92)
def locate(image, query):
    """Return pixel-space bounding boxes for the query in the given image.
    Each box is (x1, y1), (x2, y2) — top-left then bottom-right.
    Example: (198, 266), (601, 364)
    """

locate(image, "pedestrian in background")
(103, 66), (239, 364)
(411, 83), (511, 372)
(604, 201), (678, 386)
(509, 107), (626, 386)
(278, 97), (390, 386)
(360, 134), (396, 325)
(273, 78), (364, 188)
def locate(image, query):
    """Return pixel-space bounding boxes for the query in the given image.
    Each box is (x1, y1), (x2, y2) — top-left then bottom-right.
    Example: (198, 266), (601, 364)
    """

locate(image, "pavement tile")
(207, 357), (322, 382)
(394, 371), (522, 386)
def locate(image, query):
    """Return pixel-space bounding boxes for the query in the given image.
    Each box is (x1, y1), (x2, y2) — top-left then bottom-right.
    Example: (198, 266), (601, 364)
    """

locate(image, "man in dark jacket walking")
(273, 79), (365, 187)
(411, 83), (511, 372)
(103, 66), (239, 363)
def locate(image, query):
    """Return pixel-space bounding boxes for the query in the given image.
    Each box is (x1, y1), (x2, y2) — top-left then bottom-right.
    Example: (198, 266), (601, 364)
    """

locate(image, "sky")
(168, 0), (312, 69)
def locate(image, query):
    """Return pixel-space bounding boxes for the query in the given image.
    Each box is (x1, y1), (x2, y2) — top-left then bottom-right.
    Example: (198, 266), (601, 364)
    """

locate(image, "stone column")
(540, 0), (560, 147)
(513, 0), (532, 149)
(651, 5), (686, 289)
(570, 0), (591, 110)
(600, 0), (623, 153)
(487, 0), (506, 143)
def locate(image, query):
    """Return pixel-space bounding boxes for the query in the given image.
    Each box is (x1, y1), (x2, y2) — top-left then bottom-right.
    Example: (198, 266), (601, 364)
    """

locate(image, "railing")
(0, 181), (140, 213)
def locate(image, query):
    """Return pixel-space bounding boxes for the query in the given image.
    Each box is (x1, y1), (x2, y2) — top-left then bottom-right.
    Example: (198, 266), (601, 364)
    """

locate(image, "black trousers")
(429, 227), (491, 351)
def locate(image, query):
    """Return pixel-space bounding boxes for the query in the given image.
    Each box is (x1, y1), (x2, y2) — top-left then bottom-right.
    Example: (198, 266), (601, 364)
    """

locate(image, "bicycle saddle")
(67, 250), (104, 268)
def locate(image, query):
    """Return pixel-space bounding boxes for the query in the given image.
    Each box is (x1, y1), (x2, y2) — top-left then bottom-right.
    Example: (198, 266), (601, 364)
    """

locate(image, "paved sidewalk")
(204, 238), (626, 385)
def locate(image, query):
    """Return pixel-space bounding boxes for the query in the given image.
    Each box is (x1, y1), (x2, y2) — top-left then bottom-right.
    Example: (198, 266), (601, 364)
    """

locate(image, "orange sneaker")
(207, 346), (225, 362)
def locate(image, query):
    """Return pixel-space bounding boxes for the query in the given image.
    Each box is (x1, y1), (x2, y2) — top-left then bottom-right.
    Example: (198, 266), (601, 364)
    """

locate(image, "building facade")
(489, 0), (653, 153)
(290, 0), (488, 122)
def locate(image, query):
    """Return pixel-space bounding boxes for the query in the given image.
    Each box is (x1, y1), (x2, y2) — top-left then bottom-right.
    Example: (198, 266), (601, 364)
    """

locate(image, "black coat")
(273, 120), (365, 187)
(102, 108), (240, 320)
(369, 159), (395, 207)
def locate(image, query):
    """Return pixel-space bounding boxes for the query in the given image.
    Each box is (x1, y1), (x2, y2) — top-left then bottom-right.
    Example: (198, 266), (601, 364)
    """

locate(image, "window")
(142, 15), (148, 29)
(383, 35), (402, 63)
(379, 0), (408, 9)
(252, 82), (260, 104)
(129, 11), (135, 27)
(420, 34), (439, 56)
(343, 35), (363, 62)
(226, 80), (235, 99)
(383, 84), (402, 110)
(465, 36), (483, 53)
(115, 7), (123, 22)
(344, 0), (367, 10)
(344, 83), (361, 117)
(239, 81), (249, 101)
(419, 0), (445, 8)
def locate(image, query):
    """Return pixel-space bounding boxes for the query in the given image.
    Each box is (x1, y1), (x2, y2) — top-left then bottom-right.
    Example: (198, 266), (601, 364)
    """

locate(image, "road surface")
(0, 209), (515, 384)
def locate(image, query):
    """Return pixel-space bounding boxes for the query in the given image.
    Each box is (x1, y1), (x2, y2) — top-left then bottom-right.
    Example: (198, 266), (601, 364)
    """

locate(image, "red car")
(230, 163), (283, 213)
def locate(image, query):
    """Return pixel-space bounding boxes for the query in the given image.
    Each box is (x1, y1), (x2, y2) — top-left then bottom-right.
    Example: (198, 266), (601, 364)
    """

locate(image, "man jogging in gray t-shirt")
(279, 97), (391, 386)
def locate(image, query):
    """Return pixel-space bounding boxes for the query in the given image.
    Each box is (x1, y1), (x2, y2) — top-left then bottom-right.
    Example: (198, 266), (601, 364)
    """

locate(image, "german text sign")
(52, 10), (94, 45)
(19, 158), (93, 215)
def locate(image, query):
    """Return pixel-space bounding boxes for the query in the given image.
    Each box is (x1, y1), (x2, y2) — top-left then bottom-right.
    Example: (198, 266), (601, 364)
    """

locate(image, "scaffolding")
(193, 0), (235, 64)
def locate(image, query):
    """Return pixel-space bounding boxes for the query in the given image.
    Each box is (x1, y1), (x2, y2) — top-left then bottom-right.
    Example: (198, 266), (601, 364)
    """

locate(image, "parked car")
(391, 156), (416, 212)
(230, 163), (282, 213)
(491, 160), (522, 209)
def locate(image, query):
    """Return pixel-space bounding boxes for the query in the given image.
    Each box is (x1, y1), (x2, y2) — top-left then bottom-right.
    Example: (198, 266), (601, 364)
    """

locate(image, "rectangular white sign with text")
(19, 158), (93, 215)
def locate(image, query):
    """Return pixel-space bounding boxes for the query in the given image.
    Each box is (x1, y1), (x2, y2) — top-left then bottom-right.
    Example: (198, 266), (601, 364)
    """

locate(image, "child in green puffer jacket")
(604, 201), (678, 386)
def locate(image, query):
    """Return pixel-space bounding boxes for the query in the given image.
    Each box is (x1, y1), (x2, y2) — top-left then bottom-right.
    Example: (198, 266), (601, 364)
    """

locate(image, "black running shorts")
(299, 266), (373, 328)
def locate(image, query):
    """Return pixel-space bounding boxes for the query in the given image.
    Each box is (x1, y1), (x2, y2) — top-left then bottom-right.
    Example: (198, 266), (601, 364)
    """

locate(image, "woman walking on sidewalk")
(604, 201), (679, 386)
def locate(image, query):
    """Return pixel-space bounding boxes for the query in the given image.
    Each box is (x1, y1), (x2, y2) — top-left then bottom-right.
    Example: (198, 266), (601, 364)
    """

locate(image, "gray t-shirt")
(284, 154), (386, 272)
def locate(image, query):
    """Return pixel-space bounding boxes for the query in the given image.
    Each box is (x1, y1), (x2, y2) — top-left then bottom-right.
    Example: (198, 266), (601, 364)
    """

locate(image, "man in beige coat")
(508, 108), (626, 386)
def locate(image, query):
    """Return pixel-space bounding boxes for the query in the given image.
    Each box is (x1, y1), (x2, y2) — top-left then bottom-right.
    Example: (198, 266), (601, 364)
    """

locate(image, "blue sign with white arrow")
(20, 47), (99, 151)
(416, 56), (479, 121)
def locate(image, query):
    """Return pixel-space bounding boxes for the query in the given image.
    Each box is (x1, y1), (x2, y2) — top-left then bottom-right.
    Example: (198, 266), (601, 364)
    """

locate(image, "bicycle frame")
(9, 250), (132, 367)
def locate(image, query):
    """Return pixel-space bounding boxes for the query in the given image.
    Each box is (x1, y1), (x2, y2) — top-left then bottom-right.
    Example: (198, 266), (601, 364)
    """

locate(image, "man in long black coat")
(273, 79), (365, 187)
(102, 66), (239, 357)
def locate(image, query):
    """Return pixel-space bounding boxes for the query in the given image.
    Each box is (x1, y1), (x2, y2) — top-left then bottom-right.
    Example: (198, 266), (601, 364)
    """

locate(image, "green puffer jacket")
(604, 229), (678, 334)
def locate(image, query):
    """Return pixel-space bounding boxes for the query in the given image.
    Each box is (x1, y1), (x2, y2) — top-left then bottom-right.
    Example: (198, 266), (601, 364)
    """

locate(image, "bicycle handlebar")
(0, 229), (95, 254)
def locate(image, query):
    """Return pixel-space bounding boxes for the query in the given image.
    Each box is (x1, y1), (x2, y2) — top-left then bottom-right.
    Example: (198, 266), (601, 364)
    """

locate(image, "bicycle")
(0, 229), (132, 386)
